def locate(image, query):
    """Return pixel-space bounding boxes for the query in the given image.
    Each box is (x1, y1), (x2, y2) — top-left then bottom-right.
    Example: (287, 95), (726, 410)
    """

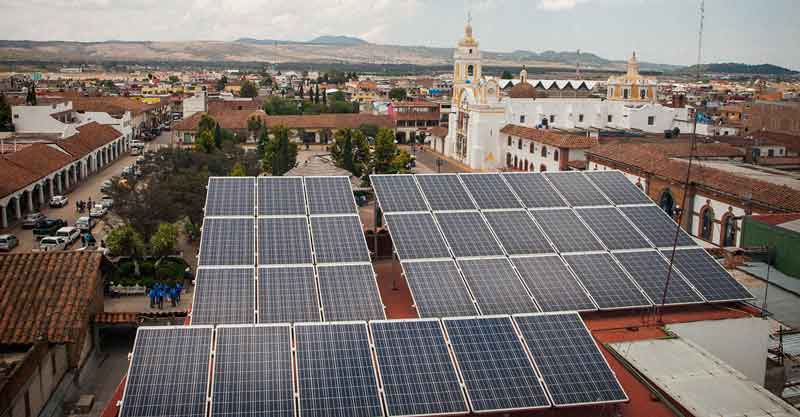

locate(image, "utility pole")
(696, 0), (705, 81)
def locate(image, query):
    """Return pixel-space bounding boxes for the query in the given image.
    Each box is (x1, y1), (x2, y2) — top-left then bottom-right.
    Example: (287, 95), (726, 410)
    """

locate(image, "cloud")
(537, 0), (584, 10)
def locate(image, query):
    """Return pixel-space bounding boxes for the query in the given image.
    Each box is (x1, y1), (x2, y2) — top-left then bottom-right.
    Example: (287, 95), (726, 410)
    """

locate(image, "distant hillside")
(309, 35), (368, 46)
(683, 62), (798, 75)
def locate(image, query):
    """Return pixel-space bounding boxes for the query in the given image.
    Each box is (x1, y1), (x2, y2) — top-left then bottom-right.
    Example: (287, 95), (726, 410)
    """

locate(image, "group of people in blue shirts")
(148, 282), (183, 309)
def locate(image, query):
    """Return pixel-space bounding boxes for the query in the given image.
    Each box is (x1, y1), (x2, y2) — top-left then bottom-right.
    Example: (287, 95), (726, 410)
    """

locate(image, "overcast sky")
(1, 0), (797, 69)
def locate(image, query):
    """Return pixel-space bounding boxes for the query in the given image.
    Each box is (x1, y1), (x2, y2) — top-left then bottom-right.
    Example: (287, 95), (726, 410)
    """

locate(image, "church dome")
(509, 81), (537, 99)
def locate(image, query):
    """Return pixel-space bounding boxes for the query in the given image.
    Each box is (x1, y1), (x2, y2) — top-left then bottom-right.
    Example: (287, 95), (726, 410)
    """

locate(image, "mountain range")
(0, 36), (794, 75)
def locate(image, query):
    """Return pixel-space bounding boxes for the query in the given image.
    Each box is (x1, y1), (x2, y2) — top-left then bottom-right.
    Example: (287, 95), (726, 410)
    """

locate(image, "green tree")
(194, 129), (215, 153)
(392, 149), (413, 173)
(213, 123), (223, 148)
(314, 84), (320, 104)
(256, 128), (269, 159)
(501, 70), (513, 79)
(247, 116), (264, 141)
(262, 125), (298, 176)
(371, 128), (399, 174)
(330, 90), (345, 102)
(351, 130), (370, 177)
(149, 223), (178, 266)
(332, 128), (370, 177)
(168, 75), (180, 84)
(217, 75), (228, 91)
(229, 162), (247, 176)
(388, 87), (406, 101)
(198, 114), (217, 136)
(106, 225), (146, 275)
(322, 88), (327, 105)
(240, 80), (258, 98)
(262, 96), (301, 115)
(298, 84), (304, 98)
(0, 95), (11, 131)
(358, 123), (378, 139)
(260, 76), (272, 87)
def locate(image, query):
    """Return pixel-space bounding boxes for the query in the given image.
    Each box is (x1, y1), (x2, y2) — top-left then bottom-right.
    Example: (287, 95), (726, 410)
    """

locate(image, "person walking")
(175, 282), (183, 303)
(148, 287), (157, 308)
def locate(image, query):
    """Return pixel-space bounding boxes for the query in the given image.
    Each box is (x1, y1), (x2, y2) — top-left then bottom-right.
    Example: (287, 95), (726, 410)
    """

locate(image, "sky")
(0, 0), (798, 69)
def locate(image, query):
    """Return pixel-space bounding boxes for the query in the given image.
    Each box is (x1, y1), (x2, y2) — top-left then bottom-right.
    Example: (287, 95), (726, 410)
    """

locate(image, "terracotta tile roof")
(758, 157), (800, 166)
(748, 213), (800, 226)
(263, 114), (393, 130)
(58, 122), (123, 159)
(207, 100), (262, 113)
(67, 96), (164, 116)
(567, 160), (587, 170)
(748, 131), (800, 153)
(173, 110), (267, 132)
(0, 251), (105, 344)
(587, 143), (800, 212)
(0, 144), (75, 198)
(500, 124), (598, 149)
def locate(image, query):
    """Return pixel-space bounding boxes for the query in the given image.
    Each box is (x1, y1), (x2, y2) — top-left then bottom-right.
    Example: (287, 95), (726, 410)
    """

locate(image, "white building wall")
(11, 102), (73, 134)
(691, 193), (747, 247)
(183, 92), (206, 119)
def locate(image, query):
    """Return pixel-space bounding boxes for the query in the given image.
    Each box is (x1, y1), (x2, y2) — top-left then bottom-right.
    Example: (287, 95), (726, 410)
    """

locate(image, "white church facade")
(444, 23), (689, 171)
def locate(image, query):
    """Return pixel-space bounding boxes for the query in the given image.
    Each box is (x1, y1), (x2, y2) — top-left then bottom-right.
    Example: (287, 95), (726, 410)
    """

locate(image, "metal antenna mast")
(696, 0), (705, 80)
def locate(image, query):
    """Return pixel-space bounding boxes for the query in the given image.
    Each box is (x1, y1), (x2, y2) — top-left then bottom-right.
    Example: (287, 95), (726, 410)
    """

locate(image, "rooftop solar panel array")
(198, 218), (255, 267)
(191, 268), (255, 325)
(583, 170), (652, 205)
(371, 174), (428, 212)
(310, 215), (371, 264)
(459, 173), (523, 209)
(576, 207), (651, 250)
(620, 205), (697, 247)
(304, 176), (358, 215)
(511, 255), (597, 312)
(383, 213), (451, 260)
(257, 217), (312, 265)
(401, 260), (478, 318)
(434, 211), (504, 258)
(317, 263), (385, 321)
(663, 248), (754, 302)
(613, 250), (704, 305)
(502, 172), (567, 208)
(258, 266), (321, 323)
(530, 209), (604, 253)
(544, 172), (610, 207)
(205, 177), (255, 217)
(482, 210), (554, 255)
(415, 174), (476, 211)
(257, 176), (306, 216)
(564, 253), (652, 309)
(457, 258), (538, 315)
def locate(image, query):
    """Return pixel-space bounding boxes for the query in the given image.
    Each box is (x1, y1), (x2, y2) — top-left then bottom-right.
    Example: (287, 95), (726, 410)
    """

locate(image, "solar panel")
(258, 266), (321, 323)
(415, 174), (477, 211)
(482, 210), (554, 255)
(257, 217), (312, 265)
(305, 176), (357, 215)
(564, 253), (652, 309)
(576, 207), (652, 250)
(457, 258), (538, 315)
(614, 251), (703, 305)
(370, 320), (468, 417)
(401, 260), (478, 318)
(443, 316), (550, 413)
(317, 263), (385, 321)
(257, 176), (306, 216)
(119, 326), (212, 417)
(662, 248), (754, 302)
(211, 325), (293, 417)
(529, 209), (604, 253)
(371, 174), (428, 213)
(310, 216), (370, 264)
(191, 268), (255, 325)
(295, 322), (383, 417)
(199, 217), (255, 266)
(544, 172), (610, 207)
(620, 205), (697, 248)
(511, 255), (597, 312)
(383, 213), (451, 260)
(514, 313), (628, 406)
(501, 172), (568, 208)
(434, 211), (504, 257)
(205, 177), (255, 217)
(584, 171), (652, 205)
(458, 173), (523, 209)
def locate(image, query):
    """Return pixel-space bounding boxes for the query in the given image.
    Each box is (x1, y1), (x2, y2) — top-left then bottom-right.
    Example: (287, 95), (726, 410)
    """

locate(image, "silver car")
(0, 234), (18, 251)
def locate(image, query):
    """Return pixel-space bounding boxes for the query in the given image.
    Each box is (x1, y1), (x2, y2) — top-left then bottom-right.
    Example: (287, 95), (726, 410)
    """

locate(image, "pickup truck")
(33, 219), (67, 240)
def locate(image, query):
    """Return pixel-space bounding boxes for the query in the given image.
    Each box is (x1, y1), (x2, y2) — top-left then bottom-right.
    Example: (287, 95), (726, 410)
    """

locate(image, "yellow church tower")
(607, 51), (657, 103)
(452, 14), (482, 106)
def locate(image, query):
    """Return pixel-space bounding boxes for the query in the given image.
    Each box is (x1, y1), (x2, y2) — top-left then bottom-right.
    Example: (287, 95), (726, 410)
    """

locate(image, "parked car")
(131, 147), (142, 156)
(0, 234), (18, 251)
(101, 179), (114, 193)
(33, 219), (67, 240)
(39, 236), (67, 251)
(90, 204), (107, 218)
(99, 196), (114, 209)
(22, 212), (46, 229)
(131, 140), (145, 149)
(76, 216), (95, 232)
(55, 227), (81, 245)
(49, 195), (69, 208)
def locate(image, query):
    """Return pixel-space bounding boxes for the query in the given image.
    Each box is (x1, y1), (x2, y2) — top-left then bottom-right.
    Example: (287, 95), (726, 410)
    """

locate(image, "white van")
(55, 227), (80, 245)
(39, 236), (67, 251)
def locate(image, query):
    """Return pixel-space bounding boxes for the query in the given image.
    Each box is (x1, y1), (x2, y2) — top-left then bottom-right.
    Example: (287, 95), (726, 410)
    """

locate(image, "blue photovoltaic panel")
(370, 320), (468, 417)
(402, 260), (478, 318)
(191, 268), (255, 325)
(258, 176), (306, 216)
(305, 176), (357, 215)
(614, 250), (703, 305)
(662, 248), (754, 302)
(459, 173), (523, 209)
(502, 173), (568, 208)
(258, 217), (313, 265)
(310, 216), (371, 264)
(317, 264), (385, 321)
(371, 174), (428, 213)
(443, 316), (550, 413)
(457, 258), (538, 315)
(199, 217), (254, 266)
(383, 213), (451, 260)
(119, 326), (212, 417)
(583, 171), (652, 205)
(620, 205), (696, 248)
(295, 323), (383, 417)
(415, 174), (477, 211)
(211, 325), (293, 417)
(482, 210), (554, 255)
(529, 209), (604, 253)
(511, 255), (596, 312)
(514, 313), (628, 406)
(544, 172), (610, 207)
(576, 207), (651, 250)
(434, 211), (504, 258)
(258, 266), (321, 323)
(205, 177), (255, 216)
(564, 253), (652, 309)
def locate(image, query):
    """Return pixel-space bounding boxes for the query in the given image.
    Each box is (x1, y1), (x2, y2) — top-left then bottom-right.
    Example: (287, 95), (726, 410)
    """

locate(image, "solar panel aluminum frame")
(256, 215), (315, 267)
(611, 248), (706, 306)
(527, 208), (605, 255)
(371, 174), (430, 214)
(500, 172), (569, 209)
(399, 260), (480, 318)
(257, 176), (307, 216)
(563, 250), (655, 310)
(382, 211), (454, 262)
(541, 172), (613, 208)
(574, 206), (654, 252)
(414, 173), (478, 212)
(484, 209), (558, 257)
(304, 175), (359, 217)
(294, 321), (386, 417)
(255, 263), (321, 324)
(510, 253), (599, 313)
(203, 176), (256, 218)
(197, 217), (256, 267)
(662, 248), (755, 303)
(316, 262), (387, 321)
(369, 318), (469, 417)
(119, 325), (214, 417)
(619, 204), (699, 250)
(209, 323), (295, 417)
(433, 211), (506, 260)
(512, 312), (630, 408)
(309, 214), (372, 265)
(456, 172), (525, 211)
(583, 170), (652, 207)
(190, 267), (257, 325)
(455, 256), (541, 315)
(441, 315), (551, 414)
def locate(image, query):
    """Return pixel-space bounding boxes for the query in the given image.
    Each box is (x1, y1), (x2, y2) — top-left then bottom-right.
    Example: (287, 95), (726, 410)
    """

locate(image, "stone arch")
(699, 203), (715, 241)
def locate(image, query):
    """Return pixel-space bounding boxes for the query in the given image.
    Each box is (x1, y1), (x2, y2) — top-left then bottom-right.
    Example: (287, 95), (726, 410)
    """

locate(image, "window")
(529, 143), (534, 153)
(541, 145), (547, 157)
(609, 87), (614, 97)
(768, 149), (775, 157)
(700, 206), (714, 241)
(549, 115), (555, 123)
(648, 116), (655, 125)
(507, 136), (512, 146)
(539, 164), (547, 172)
(506, 153), (512, 167)
(623, 89), (629, 99)
(553, 149), (559, 161)
(640, 89), (647, 99)
(608, 115), (613, 123)
(517, 140), (522, 150)
(578, 114), (584, 122)
(520, 115), (525, 123)
(659, 189), (675, 217)
(467, 65), (474, 77)
(721, 213), (737, 247)
(469, 48), (472, 54)
(524, 160), (529, 170)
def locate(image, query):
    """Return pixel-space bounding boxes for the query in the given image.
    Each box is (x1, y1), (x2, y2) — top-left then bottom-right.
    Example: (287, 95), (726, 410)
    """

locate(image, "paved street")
(404, 144), (469, 173)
